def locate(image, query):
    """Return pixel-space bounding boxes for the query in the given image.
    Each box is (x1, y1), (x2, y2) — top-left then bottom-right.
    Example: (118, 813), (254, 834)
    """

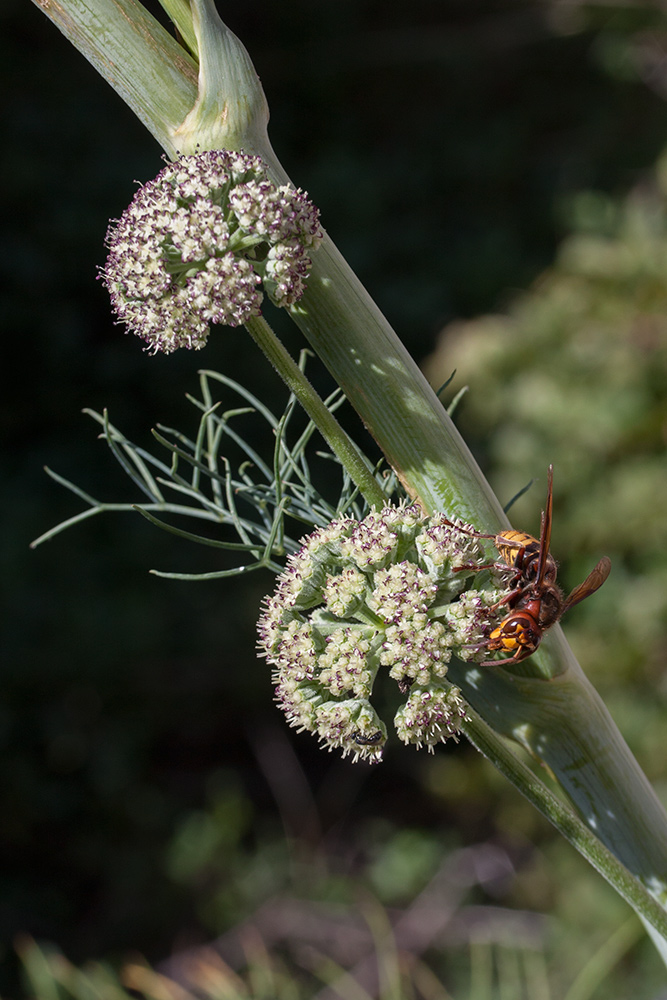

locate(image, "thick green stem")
(462, 707), (667, 939)
(30, 0), (198, 155)
(288, 238), (508, 527)
(244, 315), (386, 510)
(451, 640), (667, 888)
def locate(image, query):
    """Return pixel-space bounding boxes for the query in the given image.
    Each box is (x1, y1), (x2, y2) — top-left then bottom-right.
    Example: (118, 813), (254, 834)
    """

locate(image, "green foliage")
(32, 367), (386, 579)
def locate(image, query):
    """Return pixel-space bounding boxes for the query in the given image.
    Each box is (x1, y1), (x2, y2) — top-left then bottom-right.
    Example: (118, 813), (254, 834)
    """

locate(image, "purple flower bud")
(102, 150), (323, 354)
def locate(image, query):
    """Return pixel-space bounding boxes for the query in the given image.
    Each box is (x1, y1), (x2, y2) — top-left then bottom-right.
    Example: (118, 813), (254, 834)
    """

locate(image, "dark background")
(3, 0), (667, 993)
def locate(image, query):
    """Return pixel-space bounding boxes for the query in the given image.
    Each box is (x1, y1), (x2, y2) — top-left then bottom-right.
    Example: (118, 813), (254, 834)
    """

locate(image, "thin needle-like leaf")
(200, 403), (224, 504)
(36, 373), (375, 576)
(150, 429), (227, 488)
(31, 507), (107, 548)
(133, 506), (265, 551)
(86, 409), (167, 500)
(154, 477), (228, 518)
(150, 560), (279, 580)
(216, 415), (273, 479)
(183, 400), (274, 481)
(221, 457), (253, 546)
(199, 369), (280, 428)
(271, 399), (297, 542)
(31, 501), (231, 549)
(199, 370), (214, 412)
(435, 369), (458, 399)
(41, 466), (100, 507)
(94, 409), (166, 502)
(87, 410), (175, 481)
(261, 496), (291, 561)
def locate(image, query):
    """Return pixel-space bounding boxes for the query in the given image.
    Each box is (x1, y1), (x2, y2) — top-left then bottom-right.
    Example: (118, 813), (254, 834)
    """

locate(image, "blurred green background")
(3, 0), (667, 995)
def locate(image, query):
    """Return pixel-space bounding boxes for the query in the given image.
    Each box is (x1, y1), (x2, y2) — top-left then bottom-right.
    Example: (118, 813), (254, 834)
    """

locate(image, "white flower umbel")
(102, 150), (323, 353)
(257, 504), (508, 763)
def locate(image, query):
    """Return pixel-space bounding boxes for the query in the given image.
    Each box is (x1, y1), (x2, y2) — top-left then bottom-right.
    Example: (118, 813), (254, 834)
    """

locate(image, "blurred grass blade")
(563, 916), (643, 1000)
(446, 385), (468, 417)
(15, 937), (64, 1000)
(503, 479), (534, 514)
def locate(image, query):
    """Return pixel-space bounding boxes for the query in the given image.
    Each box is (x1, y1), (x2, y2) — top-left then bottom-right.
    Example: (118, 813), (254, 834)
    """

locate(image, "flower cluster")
(102, 150), (323, 354)
(257, 505), (509, 763)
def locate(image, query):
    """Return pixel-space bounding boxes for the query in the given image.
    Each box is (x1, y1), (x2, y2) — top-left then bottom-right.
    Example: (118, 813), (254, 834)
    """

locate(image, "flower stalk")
(243, 315), (386, 510)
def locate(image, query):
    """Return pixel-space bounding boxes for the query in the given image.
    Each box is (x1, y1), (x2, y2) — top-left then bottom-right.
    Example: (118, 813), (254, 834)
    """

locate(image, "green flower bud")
(258, 504), (508, 762)
(394, 684), (467, 750)
(316, 700), (386, 764)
